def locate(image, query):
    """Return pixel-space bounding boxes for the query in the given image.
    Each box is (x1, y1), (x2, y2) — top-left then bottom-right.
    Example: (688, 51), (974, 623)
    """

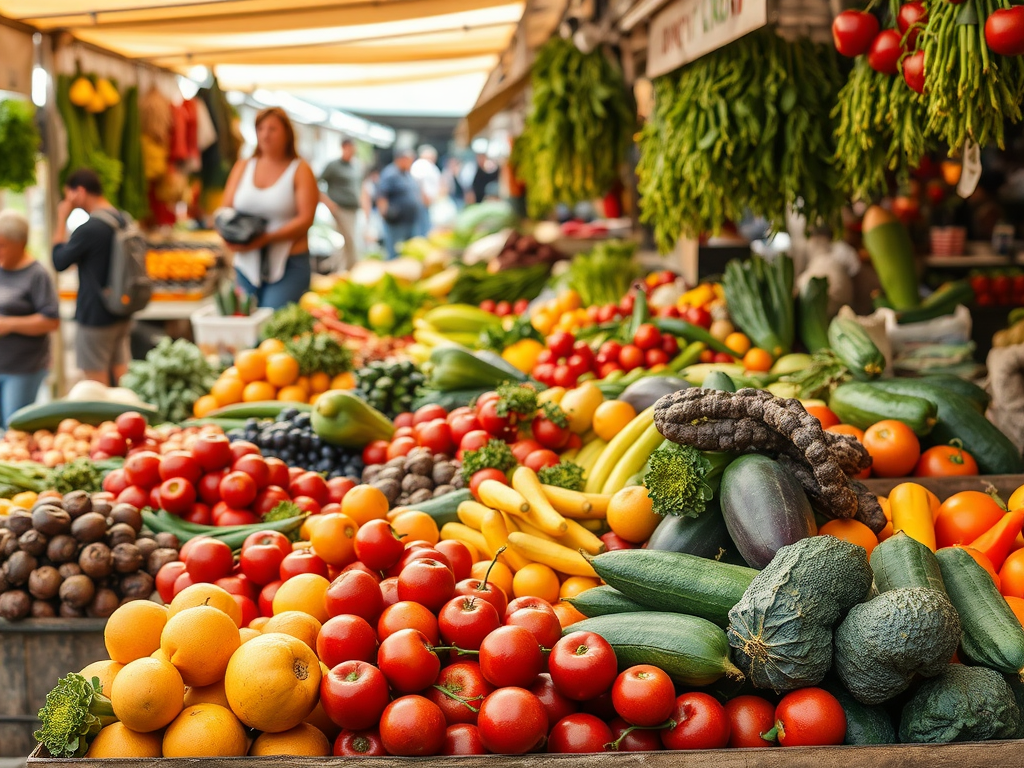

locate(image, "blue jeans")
(0, 370), (47, 428)
(383, 221), (416, 260)
(235, 253), (311, 310)
(414, 206), (431, 238)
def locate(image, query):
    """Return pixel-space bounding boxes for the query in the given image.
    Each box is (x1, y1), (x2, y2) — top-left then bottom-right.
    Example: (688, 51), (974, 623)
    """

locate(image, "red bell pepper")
(970, 508), (1024, 571)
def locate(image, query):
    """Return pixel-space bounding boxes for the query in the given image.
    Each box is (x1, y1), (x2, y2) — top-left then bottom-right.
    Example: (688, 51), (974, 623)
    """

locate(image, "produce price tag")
(957, 140), (982, 199)
(648, 0), (768, 77)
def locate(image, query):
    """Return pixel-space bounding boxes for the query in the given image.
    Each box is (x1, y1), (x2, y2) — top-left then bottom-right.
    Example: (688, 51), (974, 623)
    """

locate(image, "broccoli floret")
(643, 443), (716, 517)
(263, 500), (303, 523)
(495, 382), (539, 420)
(539, 401), (569, 428)
(538, 460), (586, 491)
(462, 439), (517, 481)
(35, 674), (117, 758)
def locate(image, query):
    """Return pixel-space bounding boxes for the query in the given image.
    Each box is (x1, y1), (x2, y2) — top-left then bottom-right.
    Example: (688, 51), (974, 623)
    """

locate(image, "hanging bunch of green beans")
(636, 30), (844, 252)
(832, 58), (930, 203)
(511, 37), (634, 220)
(920, 0), (1024, 152)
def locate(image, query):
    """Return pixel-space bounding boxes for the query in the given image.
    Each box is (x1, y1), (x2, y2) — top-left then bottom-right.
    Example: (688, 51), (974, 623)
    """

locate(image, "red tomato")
(478, 687), (548, 754)
(182, 503), (212, 526)
(215, 508), (259, 527)
(645, 348), (670, 368)
(505, 602), (562, 648)
(172, 570), (195, 597)
(434, 540), (474, 582)
(233, 594), (258, 628)
(115, 411), (148, 442)
(470, 468), (508, 497)
(219, 471), (257, 509)
(380, 695), (447, 756)
(552, 364), (576, 388)
(460, 429), (492, 454)
(239, 533), (290, 586)
(193, 433), (234, 472)
(158, 478), (196, 516)
(215, 574), (256, 600)
(155, 561), (187, 603)
(443, 723), (486, 755)
(177, 535), (209, 562)
(661, 335), (680, 356)
(773, 688), (846, 746)
(867, 28), (903, 75)
(124, 450), (161, 489)
(546, 331), (576, 359)
(454, 576), (508, 617)
(184, 538), (234, 583)
(532, 416), (570, 451)
(159, 451), (201, 485)
(232, 454), (270, 489)
(418, 419), (455, 455)
(448, 411), (482, 447)
(252, 485), (291, 518)
(479, 625), (544, 688)
(102, 467), (129, 496)
(333, 729), (386, 757)
(661, 692), (731, 750)
(116, 485), (150, 510)
(608, 715), (663, 751)
(149, 486), (163, 511)
(427, 661), (495, 726)
(316, 614), (379, 668)
(94, 432), (127, 458)
(397, 558), (456, 612)
(565, 354), (591, 381)
(291, 495), (321, 516)
(257, 580), (282, 616)
(985, 5), (1024, 56)
(393, 546), (452, 576)
(511, 439), (543, 464)
(495, 301), (511, 317)
(414, 404), (448, 425)
(242, 529), (290, 557)
(597, 340), (622, 363)
(902, 49), (926, 94)
(264, 457), (290, 489)
(362, 440), (389, 466)
(393, 412), (414, 429)
(477, 400), (514, 440)
(387, 436), (419, 460)
(633, 323), (662, 351)
(549, 630), (618, 701)
(354, 519), (405, 571)
(618, 344), (644, 372)
(724, 695), (777, 748)
(935, 491), (1005, 549)
(229, 440), (260, 462)
(377, 628), (441, 693)
(915, 444), (980, 477)
(529, 673), (578, 728)
(324, 477), (355, 506)
(279, 549), (329, 580)
(611, 665), (676, 727)
(321, 660), (390, 731)
(289, 471), (330, 506)
(325, 569), (385, 622)
(832, 9), (880, 56)
(601, 531), (639, 551)
(897, 1), (927, 46)
(548, 713), (613, 753)
(197, 470), (225, 505)
(376, 599), (439, 643)
(524, 449), (560, 472)
(438, 595), (501, 651)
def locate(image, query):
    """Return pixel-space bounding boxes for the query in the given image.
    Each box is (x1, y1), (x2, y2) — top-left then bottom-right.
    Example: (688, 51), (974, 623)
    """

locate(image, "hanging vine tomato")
(832, 10), (881, 56)
(902, 48), (926, 92)
(985, 6), (1024, 57)
(897, 2), (929, 47)
(868, 29), (905, 74)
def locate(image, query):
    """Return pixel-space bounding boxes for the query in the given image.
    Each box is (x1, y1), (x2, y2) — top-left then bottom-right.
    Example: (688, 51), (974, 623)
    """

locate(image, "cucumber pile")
(355, 360), (426, 419)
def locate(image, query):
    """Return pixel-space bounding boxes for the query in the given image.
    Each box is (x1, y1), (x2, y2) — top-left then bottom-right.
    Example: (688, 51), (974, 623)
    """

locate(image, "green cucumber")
(206, 401), (312, 419)
(646, 500), (736, 560)
(8, 400), (160, 432)
(896, 280), (974, 325)
(588, 549), (757, 628)
(869, 380), (1024, 474)
(870, 532), (945, 594)
(566, 612), (744, 686)
(391, 488), (472, 528)
(919, 373), (989, 413)
(863, 207), (918, 311)
(828, 382), (937, 436)
(797, 276), (830, 353)
(653, 317), (742, 357)
(936, 546), (1024, 678)
(828, 318), (885, 380)
(564, 585), (646, 618)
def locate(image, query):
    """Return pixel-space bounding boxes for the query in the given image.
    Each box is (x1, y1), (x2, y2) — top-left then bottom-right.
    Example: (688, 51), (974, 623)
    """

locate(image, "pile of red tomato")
(479, 298), (531, 317)
(531, 331), (603, 389)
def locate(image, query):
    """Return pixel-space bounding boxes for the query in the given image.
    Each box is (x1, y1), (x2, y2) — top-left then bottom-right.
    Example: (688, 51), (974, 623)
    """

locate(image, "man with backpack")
(53, 168), (151, 385)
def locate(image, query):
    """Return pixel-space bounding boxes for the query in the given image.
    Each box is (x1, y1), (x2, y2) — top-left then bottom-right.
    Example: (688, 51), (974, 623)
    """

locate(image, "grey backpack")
(92, 209), (152, 316)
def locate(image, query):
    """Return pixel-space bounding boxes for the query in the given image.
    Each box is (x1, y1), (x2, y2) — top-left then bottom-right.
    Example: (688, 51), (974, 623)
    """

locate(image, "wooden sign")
(0, 25), (34, 97)
(647, 0), (768, 78)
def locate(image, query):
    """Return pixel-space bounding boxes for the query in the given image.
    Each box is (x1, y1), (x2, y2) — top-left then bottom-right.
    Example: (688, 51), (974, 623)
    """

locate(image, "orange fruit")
(183, 678), (231, 709)
(607, 486), (661, 544)
(79, 660), (124, 697)
(150, 648), (170, 663)
(827, 424), (865, 442)
(193, 394), (220, 418)
(331, 372), (356, 390)
(277, 385), (308, 403)
(250, 722), (331, 756)
(308, 393), (322, 405)
(742, 347), (773, 372)
(295, 376), (311, 394)
(592, 400), (637, 442)
(110, 657), (184, 732)
(863, 420), (920, 478)
(223, 366), (240, 378)
(225, 632), (322, 732)
(211, 377), (244, 407)
(259, 338), (287, 355)
(235, 349), (267, 383)
(162, 704), (248, 757)
(391, 510), (439, 546)
(249, 616), (271, 632)
(243, 381), (277, 402)
(86, 723), (162, 758)
(160, 604), (241, 687)
(304, 698), (341, 742)
(1006, 596), (1024, 627)
(804, 404), (840, 430)
(512, 563), (560, 603)
(239, 627), (261, 644)
(104, 601), (168, 664)
(559, 576), (601, 599)
(262, 611), (323, 652)
(470, 560), (513, 598)
(272, 573), (331, 623)
(266, 353), (300, 387)
(341, 484), (389, 526)
(552, 600), (587, 629)
(169, 583), (243, 627)
(725, 332), (751, 356)
(309, 513), (358, 567)
(309, 372), (331, 394)
(819, 518), (878, 557)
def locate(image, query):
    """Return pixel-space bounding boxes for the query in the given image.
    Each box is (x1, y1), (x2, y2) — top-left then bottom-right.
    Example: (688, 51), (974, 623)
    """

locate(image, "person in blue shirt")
(376, 149), (422, 259)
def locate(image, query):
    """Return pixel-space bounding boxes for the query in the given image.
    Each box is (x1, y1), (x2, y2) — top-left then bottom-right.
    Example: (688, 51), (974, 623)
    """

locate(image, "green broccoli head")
(643, 442), (714, 517)
(263, 500), (304, 524)
(34, 673), (117, 758)
(461, 439), (517, 482)
(538, 460), (586, 492)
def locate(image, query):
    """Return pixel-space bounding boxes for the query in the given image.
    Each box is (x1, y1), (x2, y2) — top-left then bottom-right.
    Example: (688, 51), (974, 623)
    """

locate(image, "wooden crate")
(24, 740), (1024, 766)
(1, 619), (107, 758)
(862, 474), (1023, 500)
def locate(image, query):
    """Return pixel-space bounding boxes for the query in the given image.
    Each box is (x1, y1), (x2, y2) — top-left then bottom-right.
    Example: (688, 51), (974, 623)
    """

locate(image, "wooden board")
(862, 474), (1023, 500)
(1, 619), (107, 758)
(25, 740), (1024, 766)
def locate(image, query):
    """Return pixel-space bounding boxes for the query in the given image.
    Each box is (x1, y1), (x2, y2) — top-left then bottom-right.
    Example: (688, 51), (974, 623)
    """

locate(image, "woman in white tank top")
(221, 107), (319, 309)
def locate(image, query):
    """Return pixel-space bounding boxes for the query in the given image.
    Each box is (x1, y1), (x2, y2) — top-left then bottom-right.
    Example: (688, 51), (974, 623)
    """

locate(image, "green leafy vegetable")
(561, 241), (640, 308)
(722, 254), (795, 358)
(478, 315), (543, 354)
(448, 262), (551, 307)
(34, 674), (117, 758)
(120, 338), (219, 423)
(261, 303), (315, 341)
(0, 99), (39, 192)
(539, 402), (568, 428)
(48, 458), (104, 495)
(286, 333), (352, 377)
(461, 439), (517, 482)
(643, 443), (715, 517)
(263, 500), (303, 525)
(325, 274), (428, 337)
(496, 382), (539, 420)
(538, 460), (586, 492)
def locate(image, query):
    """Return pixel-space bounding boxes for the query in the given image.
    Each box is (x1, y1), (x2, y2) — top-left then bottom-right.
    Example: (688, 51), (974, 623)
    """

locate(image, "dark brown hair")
(254, 107), (297, 159)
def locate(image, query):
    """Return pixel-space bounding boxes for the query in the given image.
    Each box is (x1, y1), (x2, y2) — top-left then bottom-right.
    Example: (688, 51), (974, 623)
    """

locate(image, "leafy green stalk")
(496, 382), (539, 420)
(643, 443), (731, 517)
(537, 460), (586, 492)
(461, 439), (517, 482)
(35, 674), (117, 758)
(261, 303), (315, 341)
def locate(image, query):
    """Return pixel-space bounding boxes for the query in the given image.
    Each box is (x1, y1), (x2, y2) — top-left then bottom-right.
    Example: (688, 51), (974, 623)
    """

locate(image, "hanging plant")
(0, 99), (40, 192)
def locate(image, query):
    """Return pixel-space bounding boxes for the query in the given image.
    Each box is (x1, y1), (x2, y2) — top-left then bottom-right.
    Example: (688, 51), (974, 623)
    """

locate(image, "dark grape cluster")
(228, 409), (363, 481)
(355, 360), (425, 418)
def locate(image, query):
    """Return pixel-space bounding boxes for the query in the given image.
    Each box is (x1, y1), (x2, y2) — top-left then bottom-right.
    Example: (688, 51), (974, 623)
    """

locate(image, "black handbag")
(214, 208), (267, 245)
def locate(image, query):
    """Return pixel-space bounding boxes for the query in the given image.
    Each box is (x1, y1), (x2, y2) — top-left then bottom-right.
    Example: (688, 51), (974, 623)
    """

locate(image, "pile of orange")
(193, 339), (354, 417)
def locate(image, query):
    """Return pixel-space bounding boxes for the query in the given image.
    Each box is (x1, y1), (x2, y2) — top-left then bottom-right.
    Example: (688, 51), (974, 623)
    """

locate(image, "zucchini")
(797, 276), (831, 353)
(566, 612), (744, 686)
(588, 549), (758, 628)
(828, 382), (937, 436)
(870, 532), (945, 594)
(646, 500), (736, 560)
(8, 400), (160, 432)
(869, 380), (1024, 475)
(827, 318), (885, 380)
(896, 280), (974, 325)
(564, 585), (646, 618)
(719, 454), (817, 569)
(206, 401), (311, 419)
(390, 488), (472, 528)
(936, 546), (1024, 678)
(919, 373), (989, 413)
(862, 206), (919, 311)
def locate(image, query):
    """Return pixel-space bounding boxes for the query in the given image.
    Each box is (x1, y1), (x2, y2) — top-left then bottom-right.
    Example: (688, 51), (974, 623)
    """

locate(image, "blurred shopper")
(361, 167), (384, 252)
(411, 145), (441, 236)
(468, 151), (500, 205)
(319, 137), (361, 271)
(0, 211), (59, 427)
(52, 169), (132, 385)
(442, 156), (466, 210)
(377, 149), (421, 259)
(221, 107), (318, 309)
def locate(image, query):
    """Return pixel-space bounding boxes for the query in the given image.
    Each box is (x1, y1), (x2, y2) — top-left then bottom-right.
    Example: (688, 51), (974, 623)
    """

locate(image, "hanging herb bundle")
(833, 58), (930, 202)
(636, 30), (844, 252)
(0, 99), (39, 192)
(511, 37), (634, 219)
